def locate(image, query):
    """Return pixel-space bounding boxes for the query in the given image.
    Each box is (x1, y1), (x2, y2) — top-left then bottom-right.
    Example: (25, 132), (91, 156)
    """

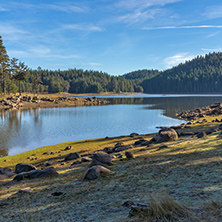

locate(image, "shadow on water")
(106, 95), (222, 118)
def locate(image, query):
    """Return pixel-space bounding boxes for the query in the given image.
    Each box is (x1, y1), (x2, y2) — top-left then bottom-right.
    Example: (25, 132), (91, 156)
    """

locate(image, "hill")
(141, 52), (222, 93)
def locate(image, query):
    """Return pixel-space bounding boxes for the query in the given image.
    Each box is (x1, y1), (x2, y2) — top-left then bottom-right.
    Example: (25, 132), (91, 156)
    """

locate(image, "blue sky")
(1, 0), (222, 75)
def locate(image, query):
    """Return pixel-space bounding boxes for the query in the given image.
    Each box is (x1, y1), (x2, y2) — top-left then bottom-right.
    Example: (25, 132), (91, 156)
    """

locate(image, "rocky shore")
(0, 95), (108, 110)
(1, 103), (222, 221)
(177, 102), (222, 120)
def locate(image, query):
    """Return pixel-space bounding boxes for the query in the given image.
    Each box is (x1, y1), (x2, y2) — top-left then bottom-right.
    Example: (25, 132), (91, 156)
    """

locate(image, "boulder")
(65, 152), (81, 161)
(29, 167), (58, 179)
(13, 172), (30, 181)
(91, 151), (112, 166)
(112, 145), (133, 152)
(0, 167), (15, 177)
(15, 163), (37, 174)
(154, 128), (178, 143)
(84, 165), (113, 180)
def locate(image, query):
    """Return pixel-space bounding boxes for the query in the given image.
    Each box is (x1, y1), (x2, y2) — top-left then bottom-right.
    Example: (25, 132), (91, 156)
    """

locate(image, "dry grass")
(1, 115), (222, 221)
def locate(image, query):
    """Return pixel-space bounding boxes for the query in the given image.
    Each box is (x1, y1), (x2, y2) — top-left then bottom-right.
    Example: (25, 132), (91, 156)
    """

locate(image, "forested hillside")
(1, 33), (222, 94)
(28, 69), (140, 93)
(141, 52), (222, 93)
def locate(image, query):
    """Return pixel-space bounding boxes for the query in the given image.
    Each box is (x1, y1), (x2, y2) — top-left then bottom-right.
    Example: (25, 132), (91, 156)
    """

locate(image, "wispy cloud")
(116, 0), (182, 10)
(43, 3), (88, 13)
(117, 8), (163, 24)
(8, 47), (82, 60)
(203, 5), (222, 19)
(62, 24), (103, 32)
(201, 48), (222, 52)
(143, 25), (222, 30)
(164, 53), (194, 68)
(1, 2), (87, 13)
(0, 23), (27, 35)
(0, 6), (8, 11)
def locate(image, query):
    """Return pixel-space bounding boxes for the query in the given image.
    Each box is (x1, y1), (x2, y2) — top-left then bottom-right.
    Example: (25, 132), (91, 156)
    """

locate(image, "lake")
(1, 94), (222, 157)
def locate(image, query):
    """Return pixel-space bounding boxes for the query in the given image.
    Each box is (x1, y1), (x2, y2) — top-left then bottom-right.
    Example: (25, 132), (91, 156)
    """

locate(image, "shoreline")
(1, 103), (222, 221)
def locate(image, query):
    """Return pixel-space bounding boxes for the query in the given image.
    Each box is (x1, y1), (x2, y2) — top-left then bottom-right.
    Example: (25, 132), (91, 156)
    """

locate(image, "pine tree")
(0, 36), (10, 94)
(13, 61), (29, 95)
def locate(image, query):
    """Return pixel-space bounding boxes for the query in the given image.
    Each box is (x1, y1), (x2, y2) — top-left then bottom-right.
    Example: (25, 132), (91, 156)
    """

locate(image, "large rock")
(112, 145), (133, 152)
(13, 172), (30, 181)
(154, 128), (178, 143)
(15, 163), (37, 174)
(65, 152), (81, 161)
(90, 151), (112, 166)
(84, 165), (113, 180)
(29, 167), (58, 179)
(13, 167), (58, 181)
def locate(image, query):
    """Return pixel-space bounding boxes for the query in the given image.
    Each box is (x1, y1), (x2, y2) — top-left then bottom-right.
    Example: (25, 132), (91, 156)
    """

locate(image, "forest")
(1, 34), (222, 94)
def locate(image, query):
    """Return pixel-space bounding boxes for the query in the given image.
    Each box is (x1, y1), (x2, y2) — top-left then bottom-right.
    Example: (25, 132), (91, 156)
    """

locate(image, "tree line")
(2, 34), (222, 95)
(140, 52), (222, 93)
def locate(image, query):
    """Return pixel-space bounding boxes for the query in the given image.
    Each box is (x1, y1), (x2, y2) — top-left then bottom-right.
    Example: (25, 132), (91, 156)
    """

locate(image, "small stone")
(125, 151), (133, 159)
(71, 160), (82, 165)
(64, 146), (72, 151)
(18, 187), (32, 194)
(122, 200), (135, 208)
(51, 191), (64, 196)
(81, 157), (92, 162)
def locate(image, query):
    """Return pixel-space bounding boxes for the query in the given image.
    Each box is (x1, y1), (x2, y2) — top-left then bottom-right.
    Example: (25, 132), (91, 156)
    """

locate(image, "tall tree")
(0, 36), (10, 94)
(32, 66), (42, 94)
(13, 61), (29, 95)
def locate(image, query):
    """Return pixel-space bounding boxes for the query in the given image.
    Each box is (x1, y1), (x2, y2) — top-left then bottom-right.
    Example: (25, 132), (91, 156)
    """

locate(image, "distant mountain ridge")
(26, 52), (222, 94)
(133, 52), (222, 93)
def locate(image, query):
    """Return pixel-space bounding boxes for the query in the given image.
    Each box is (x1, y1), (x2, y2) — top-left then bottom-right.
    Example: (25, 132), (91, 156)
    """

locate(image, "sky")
(0, 0), (222, 76)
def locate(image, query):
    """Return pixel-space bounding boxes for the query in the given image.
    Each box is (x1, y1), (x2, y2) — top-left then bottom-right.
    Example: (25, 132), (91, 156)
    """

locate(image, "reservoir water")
(1, 94), (222, 156)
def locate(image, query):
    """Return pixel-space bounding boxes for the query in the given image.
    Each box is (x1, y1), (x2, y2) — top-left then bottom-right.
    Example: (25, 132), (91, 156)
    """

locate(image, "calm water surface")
(1, 94), (222, 156)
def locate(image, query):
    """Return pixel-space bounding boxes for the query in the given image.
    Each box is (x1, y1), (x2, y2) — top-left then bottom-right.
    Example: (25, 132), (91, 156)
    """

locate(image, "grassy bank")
(1, 115), (222, 221)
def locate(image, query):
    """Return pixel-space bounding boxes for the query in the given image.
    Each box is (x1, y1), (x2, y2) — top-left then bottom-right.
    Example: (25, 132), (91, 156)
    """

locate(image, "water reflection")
(107, 96), (222, 117)
(1, 95), (222, 157)
(0, 109), (42, 156)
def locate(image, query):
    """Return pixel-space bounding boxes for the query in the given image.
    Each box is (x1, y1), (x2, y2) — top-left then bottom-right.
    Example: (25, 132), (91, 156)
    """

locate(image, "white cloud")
(43, 3), (87, 13)
(62, 24), (103, 32)
(89, 62), (101, 66)
(118, 8), (163, 24)
(116, 0), (182, 10)
(201, 48), (222, 52)
(143, 25), (222, 30)
(203, 5), (222, 19)
(2, 2), (87, 13)
(164, 53), (194, 68)
(0, 23), (27, 35)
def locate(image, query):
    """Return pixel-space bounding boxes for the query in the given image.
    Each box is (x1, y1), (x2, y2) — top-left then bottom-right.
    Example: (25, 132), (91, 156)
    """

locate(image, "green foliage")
(141, 52), (222, 93)
(0, 36), (10, 94)
(28, 68), (138, 93)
